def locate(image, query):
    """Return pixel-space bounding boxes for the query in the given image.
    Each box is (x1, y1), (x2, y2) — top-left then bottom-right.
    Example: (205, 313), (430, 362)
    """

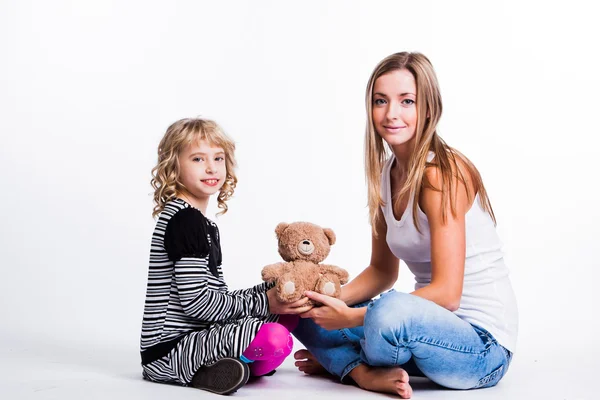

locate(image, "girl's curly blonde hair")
(151, 118), (238, 218)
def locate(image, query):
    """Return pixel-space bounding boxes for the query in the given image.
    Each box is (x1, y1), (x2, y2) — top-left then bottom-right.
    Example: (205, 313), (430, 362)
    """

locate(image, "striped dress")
(140, 198), (277, 385)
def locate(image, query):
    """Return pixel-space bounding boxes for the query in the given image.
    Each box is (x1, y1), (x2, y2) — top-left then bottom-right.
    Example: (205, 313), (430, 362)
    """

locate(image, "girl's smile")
(201, 179), (220, 187)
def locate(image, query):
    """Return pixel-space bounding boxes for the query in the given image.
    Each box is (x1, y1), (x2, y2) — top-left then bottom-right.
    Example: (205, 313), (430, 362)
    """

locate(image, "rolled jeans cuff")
(341, 359), (363, 383)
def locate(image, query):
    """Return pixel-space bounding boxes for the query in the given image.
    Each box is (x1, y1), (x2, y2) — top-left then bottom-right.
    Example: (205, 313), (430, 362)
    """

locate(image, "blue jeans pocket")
(475, 364), (504, 388)
(474, 345), (512, 389)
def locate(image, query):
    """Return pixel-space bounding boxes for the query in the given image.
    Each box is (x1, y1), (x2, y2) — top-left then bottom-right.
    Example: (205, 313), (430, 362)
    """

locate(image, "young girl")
(292, 52), (518, 398)
(140, 118), (310, 395)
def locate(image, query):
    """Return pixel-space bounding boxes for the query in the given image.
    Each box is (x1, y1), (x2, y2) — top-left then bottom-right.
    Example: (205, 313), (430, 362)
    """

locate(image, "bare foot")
(350, 364), (412, 399)
(293, 349), (330, 375)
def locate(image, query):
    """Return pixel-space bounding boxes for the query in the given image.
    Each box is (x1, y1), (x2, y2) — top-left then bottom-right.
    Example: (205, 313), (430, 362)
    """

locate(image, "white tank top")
(381, 154), (518, 352)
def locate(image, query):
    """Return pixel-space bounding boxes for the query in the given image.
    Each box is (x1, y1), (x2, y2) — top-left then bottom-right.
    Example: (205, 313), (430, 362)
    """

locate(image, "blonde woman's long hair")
(151, 118), (238, 218)
(365, 52), (496, 233)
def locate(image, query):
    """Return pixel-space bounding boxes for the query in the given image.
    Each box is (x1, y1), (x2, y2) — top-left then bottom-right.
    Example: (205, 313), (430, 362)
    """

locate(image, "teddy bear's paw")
(283, 281), (296, 295)
(315, 276), (341, 298)
(276, 278), (302, 302)
(322, 281), (335, 296)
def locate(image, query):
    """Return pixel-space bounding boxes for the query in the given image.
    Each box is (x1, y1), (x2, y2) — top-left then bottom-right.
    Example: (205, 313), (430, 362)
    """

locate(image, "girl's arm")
(410, 163), (473, 311)
(174, 258), (270, 321)
(165, 208), (310, 321)
(174, 259), (311, 321)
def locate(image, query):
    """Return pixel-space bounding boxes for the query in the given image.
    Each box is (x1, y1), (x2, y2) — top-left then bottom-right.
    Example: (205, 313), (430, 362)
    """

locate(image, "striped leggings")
(142, 315), (298, 384)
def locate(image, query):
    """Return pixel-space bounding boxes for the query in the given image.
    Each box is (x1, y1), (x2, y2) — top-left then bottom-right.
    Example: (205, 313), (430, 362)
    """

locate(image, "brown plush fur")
(261, 222), (349, 305)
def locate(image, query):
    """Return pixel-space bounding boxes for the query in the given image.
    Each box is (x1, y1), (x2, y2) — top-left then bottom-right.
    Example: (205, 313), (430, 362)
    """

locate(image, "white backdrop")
(1, 0), (598, 360)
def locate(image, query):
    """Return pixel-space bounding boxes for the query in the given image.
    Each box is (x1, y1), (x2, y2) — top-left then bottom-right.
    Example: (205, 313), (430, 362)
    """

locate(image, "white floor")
(0, 336), (596, 400)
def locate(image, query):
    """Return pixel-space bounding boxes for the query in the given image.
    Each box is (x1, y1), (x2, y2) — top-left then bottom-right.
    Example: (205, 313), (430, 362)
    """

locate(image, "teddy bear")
(261, 222), (349, 305)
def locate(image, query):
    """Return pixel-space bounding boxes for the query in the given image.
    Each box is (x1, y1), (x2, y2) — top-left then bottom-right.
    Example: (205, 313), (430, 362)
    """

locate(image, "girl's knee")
(260, 323), (293, 356)
(244, 323), (293, 360)
(262, 322), (290, 337)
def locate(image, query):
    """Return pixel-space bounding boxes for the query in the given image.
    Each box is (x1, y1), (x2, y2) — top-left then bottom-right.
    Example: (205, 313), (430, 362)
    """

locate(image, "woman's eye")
(215, 156), (225, 162)
(193, 157), (204, 162)
(402, 99), (415, 105)
(374, 98), (386, 105)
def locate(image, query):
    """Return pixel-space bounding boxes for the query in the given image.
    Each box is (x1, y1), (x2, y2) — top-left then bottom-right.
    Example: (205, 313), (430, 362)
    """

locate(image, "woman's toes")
(397, 382), (412, 398)
(399, 369), (409, 382)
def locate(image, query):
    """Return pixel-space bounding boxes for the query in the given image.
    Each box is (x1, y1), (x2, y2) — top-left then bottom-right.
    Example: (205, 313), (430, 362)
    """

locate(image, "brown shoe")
(190, 358), (250, 395)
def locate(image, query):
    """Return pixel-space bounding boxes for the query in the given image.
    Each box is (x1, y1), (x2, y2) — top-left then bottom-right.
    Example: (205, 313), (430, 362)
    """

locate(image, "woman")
(293, 52), (518, 398)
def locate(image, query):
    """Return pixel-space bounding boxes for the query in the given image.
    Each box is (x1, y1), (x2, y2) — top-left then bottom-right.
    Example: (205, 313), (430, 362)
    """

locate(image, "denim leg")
(292, 301), (369, 381)
(361, 290), (512, 389)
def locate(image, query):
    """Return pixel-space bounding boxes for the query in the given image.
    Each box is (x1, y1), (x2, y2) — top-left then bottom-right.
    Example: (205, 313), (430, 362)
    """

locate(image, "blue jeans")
(293, 290), (512, 389)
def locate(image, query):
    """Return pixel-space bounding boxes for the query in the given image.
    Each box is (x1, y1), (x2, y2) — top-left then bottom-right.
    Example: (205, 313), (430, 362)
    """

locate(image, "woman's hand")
(299, 291), (364, 330)
(267, 287), (313, 315)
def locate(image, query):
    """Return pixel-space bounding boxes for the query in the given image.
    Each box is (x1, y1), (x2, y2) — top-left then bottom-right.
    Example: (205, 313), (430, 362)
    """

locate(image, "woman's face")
(372, 69), (418, 149)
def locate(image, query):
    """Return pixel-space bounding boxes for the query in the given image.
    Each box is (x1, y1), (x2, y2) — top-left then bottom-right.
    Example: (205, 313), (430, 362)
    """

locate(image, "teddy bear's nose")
(298, 240), (315, 255)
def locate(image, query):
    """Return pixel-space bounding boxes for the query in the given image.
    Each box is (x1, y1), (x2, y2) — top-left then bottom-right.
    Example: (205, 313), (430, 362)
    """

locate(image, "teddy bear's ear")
(275, 223), (289, 238)
(323, 228), (336, 245)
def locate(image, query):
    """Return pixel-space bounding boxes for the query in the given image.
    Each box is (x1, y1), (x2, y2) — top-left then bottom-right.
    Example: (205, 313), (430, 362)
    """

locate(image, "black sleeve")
(208, 223), (222, 267)
(163, 207), (210, 262)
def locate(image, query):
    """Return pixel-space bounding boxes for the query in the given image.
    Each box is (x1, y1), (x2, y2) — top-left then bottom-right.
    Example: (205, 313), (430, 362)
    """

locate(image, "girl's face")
(178, 139), (226, 205)
(372, 69), (418, 148)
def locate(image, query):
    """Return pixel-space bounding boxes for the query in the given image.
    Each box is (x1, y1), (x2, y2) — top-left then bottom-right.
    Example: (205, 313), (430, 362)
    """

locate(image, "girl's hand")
(299, 291), (363, 330)
(267, 287), (313, 315)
